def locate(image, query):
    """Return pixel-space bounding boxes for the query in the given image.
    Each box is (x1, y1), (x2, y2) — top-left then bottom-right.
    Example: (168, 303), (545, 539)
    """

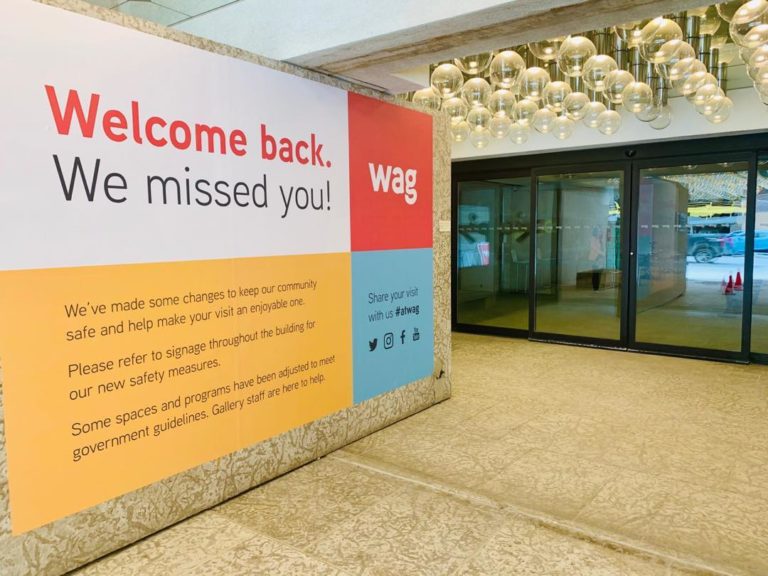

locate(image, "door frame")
(628, 152), (755, 363)
(529, 162), (631, 348)
(451, 133), (768, 364)
(452, 169), (532, 338)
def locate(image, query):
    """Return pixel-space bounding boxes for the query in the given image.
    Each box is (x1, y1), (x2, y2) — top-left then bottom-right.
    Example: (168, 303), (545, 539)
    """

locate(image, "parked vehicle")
(688, 233), (724, 263)
(715, 230), (768, 255)
(688, 230), (768, 262)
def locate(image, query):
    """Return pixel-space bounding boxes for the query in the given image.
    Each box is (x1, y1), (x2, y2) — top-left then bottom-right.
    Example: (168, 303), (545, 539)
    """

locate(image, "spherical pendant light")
(462, 77), (492, 108)
(519, 66), (551, 101)
(489, 50), (526, 90)
(508, 122), (531, 144)
(597, 109), (622, 135)
(640, 18), (684, 63)
(557, 36), (597, 77)
(583, 54), (618, 91)
(430, 63), (464, 98)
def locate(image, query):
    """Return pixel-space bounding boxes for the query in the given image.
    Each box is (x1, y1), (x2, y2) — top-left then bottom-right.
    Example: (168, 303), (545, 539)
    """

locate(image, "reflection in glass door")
(456, 178), (531, 331)
(753, 157), (768, 356)
(634, 162), (749, 353)
(534, 171), (624, 341)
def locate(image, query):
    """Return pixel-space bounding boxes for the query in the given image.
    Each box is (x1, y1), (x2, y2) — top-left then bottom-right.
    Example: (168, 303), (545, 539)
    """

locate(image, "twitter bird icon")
(368, 338), (378, 351)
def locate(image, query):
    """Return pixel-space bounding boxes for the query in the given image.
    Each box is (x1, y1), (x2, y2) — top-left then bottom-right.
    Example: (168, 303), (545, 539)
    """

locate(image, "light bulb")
(469, 128), (492, 149)
(682, 71), (718, 100)
(604, 70), (635, 104)
(693, 84), (725, 113)
(563, 92), (591, 120)
(461, 77), (492, 108)
(649, 104), (672, 129)
(582, 101), (607, 128)
(542, 81), (572, 112)
(430, 63), (464, 98)
(640, 18), (684, 63)
(466, 106), (492, 130)
(489, 50), (526, 90)
(712, 24), (731, 49)
(636, 103), (661, 122)
(412, 87), (441, 110)
(614, 21), (647, 48)
(717, 42), (741, 64)
(527, 37), (565, 61)
(654, 40), (696, 77)
(698, 5), (724, 35)
(748, 44), (768, 79)
(454, 53), (493, 76)
(717, 0), (749, 22)
(509, 122), (531, 144)
(622, 81), (653, 113)
(551, 115), (575, 140)
(533, 107), (557, 134)
(597, 109), (622, 135)
(741, 45), (757, 63)
(557, 35), (597, 77)
(705, 95), (734, 123)
(488, 89), (517, 117)
(730, 0), (768, 48)
(754, 61), (768, 85)
(489, 115), (513, 138)
(442, 97), (468, 124)
(519, 66), (551, 101)
(757, 80), (768, 96)
(514, 98), (539, 125)
(670, 58), (708, 90)
(451, 121), (471, 142)
(583, 54), (618, 91)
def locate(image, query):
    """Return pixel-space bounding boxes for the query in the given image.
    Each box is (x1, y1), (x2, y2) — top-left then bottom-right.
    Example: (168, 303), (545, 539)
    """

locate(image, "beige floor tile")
(476, 449), (618, 520)
(454, 515), (681, 576)
(71, 512), (259, 576)
(573, 470), (674, 539)
(213, 457), (403, 548)
(636, 482), (768, 575)
(342, 420), (543, 490)
(186, 534), (351, 576)
(72, 334), (768, 576)
(305, 483), (504, 576)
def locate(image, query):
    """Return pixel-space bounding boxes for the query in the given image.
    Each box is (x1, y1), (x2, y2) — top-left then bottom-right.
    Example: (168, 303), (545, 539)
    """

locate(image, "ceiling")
(85, 0), (715, 93)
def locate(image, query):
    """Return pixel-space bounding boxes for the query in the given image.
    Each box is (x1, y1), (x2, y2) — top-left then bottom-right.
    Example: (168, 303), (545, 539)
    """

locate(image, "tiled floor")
(72, 334), (768, 575)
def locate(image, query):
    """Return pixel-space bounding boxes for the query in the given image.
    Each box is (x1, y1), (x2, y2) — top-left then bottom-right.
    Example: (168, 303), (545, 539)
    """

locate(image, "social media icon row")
(368, 328), (420, 352)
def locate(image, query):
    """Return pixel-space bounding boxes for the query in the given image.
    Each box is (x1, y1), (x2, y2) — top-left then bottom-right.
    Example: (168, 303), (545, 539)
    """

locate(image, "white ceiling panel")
(116, 1), (187, 25)
(173, 0), (518, 61)
(153, 0), (238, 18)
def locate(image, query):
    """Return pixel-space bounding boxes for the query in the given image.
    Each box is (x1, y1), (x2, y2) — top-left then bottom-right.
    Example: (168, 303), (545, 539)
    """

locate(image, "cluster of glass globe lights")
(407, 1), (768, 149)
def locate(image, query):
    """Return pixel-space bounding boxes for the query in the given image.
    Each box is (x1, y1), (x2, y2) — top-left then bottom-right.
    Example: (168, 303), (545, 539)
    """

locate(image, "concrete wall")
(0, 2), (452, 574)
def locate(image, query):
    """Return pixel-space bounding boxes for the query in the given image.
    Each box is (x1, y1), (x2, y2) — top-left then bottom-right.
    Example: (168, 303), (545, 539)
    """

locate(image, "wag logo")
(368, 163), (418, 206)
(349, 93), (432, 251)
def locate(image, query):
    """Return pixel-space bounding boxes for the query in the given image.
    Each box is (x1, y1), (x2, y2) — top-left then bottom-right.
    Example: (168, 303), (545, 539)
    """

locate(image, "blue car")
(703, 230), (768, 260)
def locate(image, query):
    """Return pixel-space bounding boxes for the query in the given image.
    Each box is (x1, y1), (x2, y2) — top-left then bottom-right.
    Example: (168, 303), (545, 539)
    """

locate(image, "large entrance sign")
(0, 1), (433, 534)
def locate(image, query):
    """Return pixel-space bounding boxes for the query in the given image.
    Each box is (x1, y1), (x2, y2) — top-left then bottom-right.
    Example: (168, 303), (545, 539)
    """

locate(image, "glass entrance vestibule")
(452, 135), (768, 364)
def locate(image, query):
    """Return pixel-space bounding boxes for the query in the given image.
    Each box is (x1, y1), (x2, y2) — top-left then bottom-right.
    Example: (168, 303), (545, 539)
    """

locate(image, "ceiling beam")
(293, 0), (712, 92)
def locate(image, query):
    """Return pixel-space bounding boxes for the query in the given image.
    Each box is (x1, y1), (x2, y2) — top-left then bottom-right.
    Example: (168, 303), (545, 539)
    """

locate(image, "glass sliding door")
(634, 162), (749, 354)
(753, 158), (768, 356)
(534, 170), (624, 341)
(456, 178), (531, 331)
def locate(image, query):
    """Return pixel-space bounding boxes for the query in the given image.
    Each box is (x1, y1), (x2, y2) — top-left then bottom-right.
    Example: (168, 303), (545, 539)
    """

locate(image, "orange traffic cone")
(725, 275), (734, 295)
(721, 277), (727, 294)
(735, 271), (743, 291)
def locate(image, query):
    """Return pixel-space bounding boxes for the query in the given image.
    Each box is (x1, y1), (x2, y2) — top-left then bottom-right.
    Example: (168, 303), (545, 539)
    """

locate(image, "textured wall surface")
(0, 1), (451, 574)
